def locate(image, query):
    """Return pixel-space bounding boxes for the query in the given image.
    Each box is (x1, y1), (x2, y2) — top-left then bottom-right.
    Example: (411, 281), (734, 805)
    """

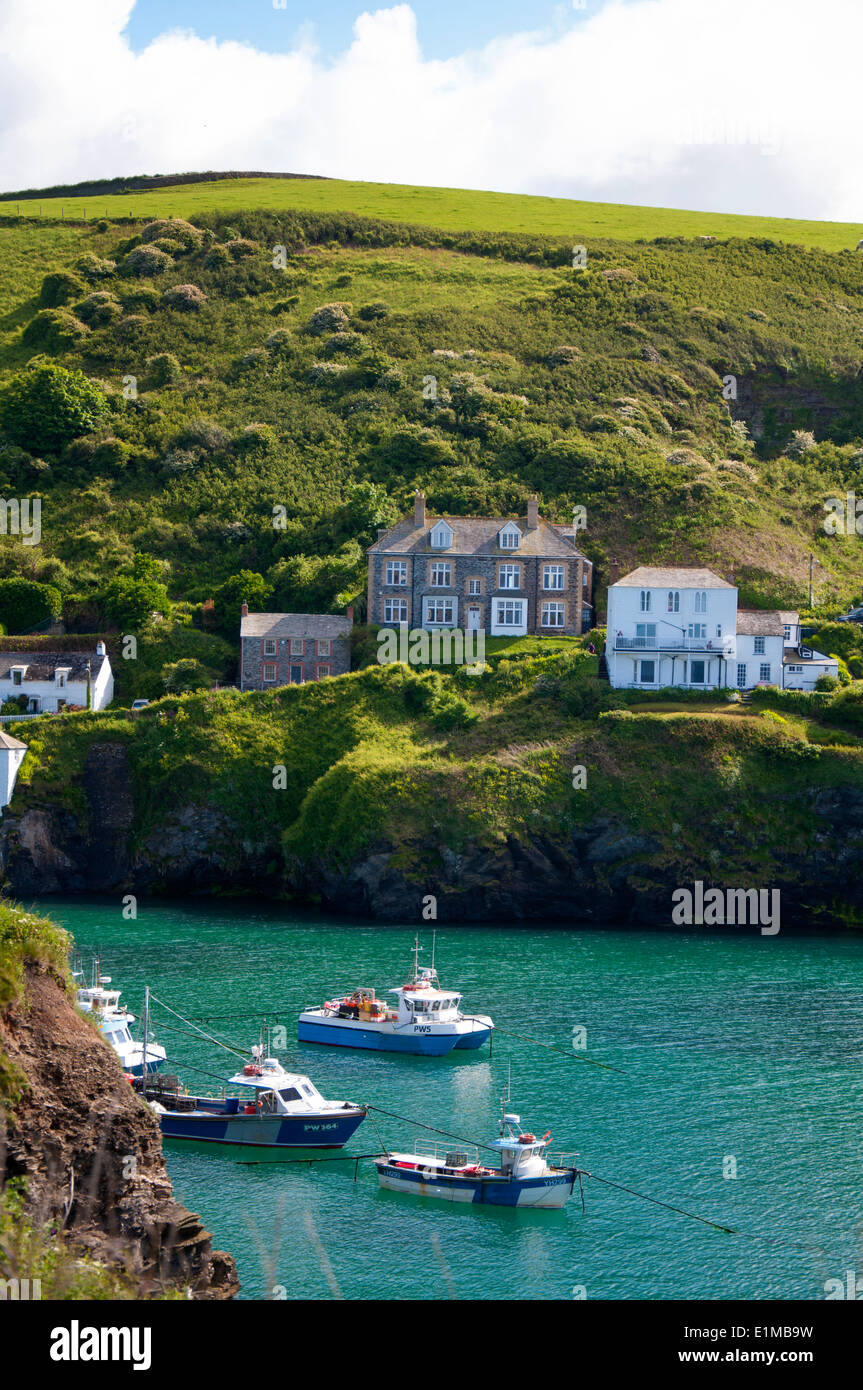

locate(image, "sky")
(0, 0), (860, 220)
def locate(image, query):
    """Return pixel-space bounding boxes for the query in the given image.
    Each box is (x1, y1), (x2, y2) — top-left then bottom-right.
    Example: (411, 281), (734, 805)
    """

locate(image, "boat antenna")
(142, 985), (149, 1081)
(412, 934), (422, 984)
(431, 930), (436, 973)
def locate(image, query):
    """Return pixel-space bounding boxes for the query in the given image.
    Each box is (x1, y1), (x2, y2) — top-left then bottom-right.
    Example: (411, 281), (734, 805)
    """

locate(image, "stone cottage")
(239, 606), (352, 690)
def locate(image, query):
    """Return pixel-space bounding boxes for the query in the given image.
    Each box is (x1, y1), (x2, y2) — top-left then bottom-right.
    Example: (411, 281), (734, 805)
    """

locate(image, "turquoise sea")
(44, 898), (863, 1301)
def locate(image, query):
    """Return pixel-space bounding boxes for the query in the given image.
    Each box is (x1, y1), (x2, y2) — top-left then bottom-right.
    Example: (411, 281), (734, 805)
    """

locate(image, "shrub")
(75, 253), (117, 282)
(787, 429), (817, 457)
(234, 422), (278, 453)
(123, 245), (172, 277)
(308, 362), (348, 384)
(0, 578), (62, 633)
(116, 314), (147, 339)
(173, 419), (230, 453)
(307, 302), (352, 335)
(324, 331), (364, 356)
(264, 328), (293, 353)
(161, 657), (212, 692)
(145, 352), (183, 387)
(547, 345), (581, 366)
(151, 237), (183, 256)
(38, 270), (88, 308)
(203, 245), (231, 269)
(227, 238), (260, 259)
(162, 283), (207, 311)
(75, 291), (121, 327)
(21, 309), (89, 353)
(358, 301), (389, 320)
(0, 362), (110, 453)
(270, 296), (299, 314)
(121, 285), (161, 311)
(815, 673), (839, 691)
(140, 218), (203, 251)
(103, 554), (170, 630)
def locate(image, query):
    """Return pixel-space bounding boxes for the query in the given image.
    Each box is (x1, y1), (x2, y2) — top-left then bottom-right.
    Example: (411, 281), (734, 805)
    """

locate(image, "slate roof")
(736, 610), (786, 636)
(241, 613), (352, 640)
(614, 567), (734, 589)
(0, 652), (106, 682)
(368, 515), (587, 560)
(0, 731), (27, 750)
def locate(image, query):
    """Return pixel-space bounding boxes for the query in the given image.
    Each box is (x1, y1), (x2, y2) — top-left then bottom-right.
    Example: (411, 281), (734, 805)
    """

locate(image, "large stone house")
(0, 642), (113, 713)
(239, 607), (352, 690)
(367, 493), (593, 637)
(606, 566), (838, 691)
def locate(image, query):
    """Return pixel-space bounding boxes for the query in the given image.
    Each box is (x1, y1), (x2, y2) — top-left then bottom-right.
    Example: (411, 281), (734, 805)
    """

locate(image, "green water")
(47, 898), (863, 1301)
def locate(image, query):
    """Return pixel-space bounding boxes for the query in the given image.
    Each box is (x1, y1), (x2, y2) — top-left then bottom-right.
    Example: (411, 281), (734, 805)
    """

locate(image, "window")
(783, 625), (792, 641)
(494, 599), (524, 626)
(544, 565), (565, 591)
(753, 636), (765, 654)
(760, 663), (771, 682)
(639, 660), (656, 683)
(11, 669), (22, 687)
(498, 564), (521, 590)
(640, 590), (652, 612)
(263, 639), (276, 656)
(635, 623), (656, 642)
(688, 623), (707, 639)
(424, 597), (456, 626)
(541, 602), (565, 628)
(430, 562), (451, 587)
(583, 570), (588, 587)
(384, 598), (408, 623)
(56, 670), (68, 687)
(317, 639), (331, 657)
(667, 590), (680, 613)
(737, 664), (747, 687)
(430, 521), (453, 549)
(385, 560), (407, 586)
(278, 1087), (301, 1103)
(694, 591), (707, 613)
(467, 577), (482, 596)
(290, 638), (303, 655)
(262, 664), (277, 683)
(316, 665), (331, 679)
(499, 523), (521, 550)
(786, 664), (803, 674)
(716, 625), (722, 638)
(690, 660), (706, 684)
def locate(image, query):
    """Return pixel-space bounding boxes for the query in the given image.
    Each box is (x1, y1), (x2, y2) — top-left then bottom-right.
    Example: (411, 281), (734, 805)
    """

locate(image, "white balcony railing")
(613, 635), (736, 656)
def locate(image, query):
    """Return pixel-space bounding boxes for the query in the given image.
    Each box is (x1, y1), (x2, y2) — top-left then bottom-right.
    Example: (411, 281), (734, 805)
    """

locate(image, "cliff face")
(0, 962), (239, 1298)
(3, 732), (863, 926)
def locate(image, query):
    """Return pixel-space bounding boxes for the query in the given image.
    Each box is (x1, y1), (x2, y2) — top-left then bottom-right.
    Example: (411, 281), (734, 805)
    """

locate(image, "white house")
(0, 642), (114, 713)
(0, 730), (26, 809)
(606, 568), (838, 691)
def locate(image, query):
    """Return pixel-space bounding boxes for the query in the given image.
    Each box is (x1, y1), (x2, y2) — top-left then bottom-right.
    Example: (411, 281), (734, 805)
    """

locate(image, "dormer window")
(499, 522), (521, 550)
(55, 668), (71, 688)
(430, 520), (453, 550)
(11, 667), (25, 687)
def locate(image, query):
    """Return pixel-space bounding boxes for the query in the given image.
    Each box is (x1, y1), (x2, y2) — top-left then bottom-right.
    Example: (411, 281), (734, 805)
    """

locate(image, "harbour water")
(45, 898), (863, 1300)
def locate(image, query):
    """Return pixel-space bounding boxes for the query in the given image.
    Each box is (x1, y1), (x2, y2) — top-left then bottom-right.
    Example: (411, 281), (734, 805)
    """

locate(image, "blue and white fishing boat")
(298, 938), (494, 1056)
(142, 1045), (367, 1150)
(374, 1090), (578, 1208)
(74, 959), (166, 1077)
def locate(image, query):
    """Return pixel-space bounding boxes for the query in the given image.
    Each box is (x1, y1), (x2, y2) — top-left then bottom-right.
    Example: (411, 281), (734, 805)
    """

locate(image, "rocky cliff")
(0, 959), (239, 1298)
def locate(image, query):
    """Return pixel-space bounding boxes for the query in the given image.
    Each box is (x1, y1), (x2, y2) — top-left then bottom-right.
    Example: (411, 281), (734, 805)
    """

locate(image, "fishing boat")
(374, 1090), (579, 1208)
(298, 937), (494, 1056)
(74, 958), (166, 1077)
(140, 1045), (367, 1150)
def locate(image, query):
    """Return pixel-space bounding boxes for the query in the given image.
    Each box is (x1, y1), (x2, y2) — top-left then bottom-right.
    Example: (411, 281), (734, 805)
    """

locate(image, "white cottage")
(606, 568), (838, 691)
(0, 730), (26, 809)
(0, 642), (114, 713)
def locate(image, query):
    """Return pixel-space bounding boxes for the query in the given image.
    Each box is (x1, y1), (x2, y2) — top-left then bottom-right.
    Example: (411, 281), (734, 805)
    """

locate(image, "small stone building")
(239, 608), (352, 690)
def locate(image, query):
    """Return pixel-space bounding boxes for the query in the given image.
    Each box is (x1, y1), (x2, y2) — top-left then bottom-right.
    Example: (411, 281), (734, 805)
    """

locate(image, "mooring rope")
(147, 992), (248, 1060)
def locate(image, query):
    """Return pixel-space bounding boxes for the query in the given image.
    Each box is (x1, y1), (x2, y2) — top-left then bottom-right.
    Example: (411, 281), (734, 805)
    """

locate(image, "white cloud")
(0, 0), (859, 220)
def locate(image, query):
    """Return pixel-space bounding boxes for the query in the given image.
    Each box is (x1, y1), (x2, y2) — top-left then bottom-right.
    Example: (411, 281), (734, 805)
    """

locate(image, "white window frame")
(290, 638), (304, 655)
(638, 659), (657, 684)
(499, 523), (521, 550)
(759, 663), (771, 682)
(317, 639), (331, 657)
(262, 663), (277, 683)
(316, 665), (331, 679)
(263, 639), (277, 657)
(688, 623), (707, 639)
(423, 596), (457, 627)
(430, 521), (453, 550)
(667, 590), (680, 613)
(384, 598), (408, 624)
(753, 636), (765, 654)
(492, 598), (525, 628)
(467, 577), (482, 596)
(385, 560), (407, 586)
(498, 564), (521, 590)
(689, 659), (707, 685)
(694, 590), (707, 613)
(543, 565), (565, 591)
(640, 590), (652, 612)
(736, 664), (747, 686)
(541, 602), (565, 628)
(430, 561), (452, 587)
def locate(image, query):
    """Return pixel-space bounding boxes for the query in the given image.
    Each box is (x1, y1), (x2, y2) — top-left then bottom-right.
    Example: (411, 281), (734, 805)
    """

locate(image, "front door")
(289, 666), (303, 684)
(467, 606), (481, 630)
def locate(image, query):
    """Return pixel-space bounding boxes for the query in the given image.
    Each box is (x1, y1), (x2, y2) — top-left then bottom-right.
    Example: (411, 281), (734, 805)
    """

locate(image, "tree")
(213, 571), (272, 635)
(104, 553), (170, 630)
(0, 362), (110, 454)
(0, 578), (62, 633)
(161, 658), (213, 693)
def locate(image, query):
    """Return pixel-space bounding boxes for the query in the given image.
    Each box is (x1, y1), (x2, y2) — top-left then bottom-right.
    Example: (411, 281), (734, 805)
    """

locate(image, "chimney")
(346, 604), (354, 624)
(241, 600), (248, 617)
(527, 494), (539, 529)
(414, 490), (426, 527)
(608, 558), (620, 587)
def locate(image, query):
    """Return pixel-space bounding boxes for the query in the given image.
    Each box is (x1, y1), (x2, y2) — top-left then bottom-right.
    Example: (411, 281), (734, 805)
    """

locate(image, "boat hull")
(298, 1014), (460, 1055)
(452, 1025), (493, 1050)
(157, 1108), (366, 1149)
(374, 1160), (576, 1208)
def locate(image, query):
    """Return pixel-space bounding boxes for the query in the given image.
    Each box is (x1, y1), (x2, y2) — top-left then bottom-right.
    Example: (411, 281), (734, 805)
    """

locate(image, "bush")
(75, 291), (121, 327)
(103, 554), (170, 630)
(787, 429), (817, 457)
(151, 237), (183, 256)
(162, 283), (207, 311)
(308, 362), (348, 384)
(307, 302), (352, 335)
(38, 270), (87, 308)
(140, 218), (203, 251)
(121, 285), (160, 311)
(21, 309), (89, 353)
(358, 301), (389, 320)
(161, 657), (213, 692)
(0, 362), (110, 453)
(264, 328), (292, 353)
(123, 245), (172, 277)
(227, 238), (260, 260)
(324, 331), (364, 356)
(203, 245), (231, 269)
(145, 352), (183, 387)
(76, 253), (116, 281)
(547, 345), (581, 366)
(0, 578), (62, 633)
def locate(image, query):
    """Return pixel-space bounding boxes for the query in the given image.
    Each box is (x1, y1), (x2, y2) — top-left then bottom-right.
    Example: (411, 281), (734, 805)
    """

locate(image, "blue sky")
(123, 0), (592, 61)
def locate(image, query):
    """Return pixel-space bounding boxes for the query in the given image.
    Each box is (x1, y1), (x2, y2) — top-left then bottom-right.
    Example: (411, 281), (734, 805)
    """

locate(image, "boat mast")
(412, 934), (421, 984)
(142, 985), (149, 1079)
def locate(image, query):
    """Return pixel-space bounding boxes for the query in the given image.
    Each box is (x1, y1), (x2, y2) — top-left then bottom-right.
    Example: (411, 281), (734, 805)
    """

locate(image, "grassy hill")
(2, 174), (862, 252)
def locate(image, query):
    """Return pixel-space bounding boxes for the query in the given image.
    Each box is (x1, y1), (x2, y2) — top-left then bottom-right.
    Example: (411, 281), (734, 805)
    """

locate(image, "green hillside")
(3, 175), (862, 253)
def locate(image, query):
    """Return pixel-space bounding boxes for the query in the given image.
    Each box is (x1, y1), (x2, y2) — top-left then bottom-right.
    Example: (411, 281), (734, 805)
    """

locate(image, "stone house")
(239, 607), (352, 690)
(367, 493), (593, 637)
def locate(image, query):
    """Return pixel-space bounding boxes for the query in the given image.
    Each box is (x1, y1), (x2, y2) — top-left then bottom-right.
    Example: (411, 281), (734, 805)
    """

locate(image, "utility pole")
(809, 553), (814, 609)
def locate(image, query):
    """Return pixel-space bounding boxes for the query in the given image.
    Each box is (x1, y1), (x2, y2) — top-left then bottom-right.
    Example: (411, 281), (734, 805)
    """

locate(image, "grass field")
(3, 176), (862, 253)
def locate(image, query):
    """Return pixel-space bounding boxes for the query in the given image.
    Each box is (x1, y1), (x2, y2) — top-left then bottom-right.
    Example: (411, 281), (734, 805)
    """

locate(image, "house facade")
(606, 567), (838, 691)
(367, 493), (593, 638)
(239, 608), (352, 690)
(0, 643), (113, 713)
